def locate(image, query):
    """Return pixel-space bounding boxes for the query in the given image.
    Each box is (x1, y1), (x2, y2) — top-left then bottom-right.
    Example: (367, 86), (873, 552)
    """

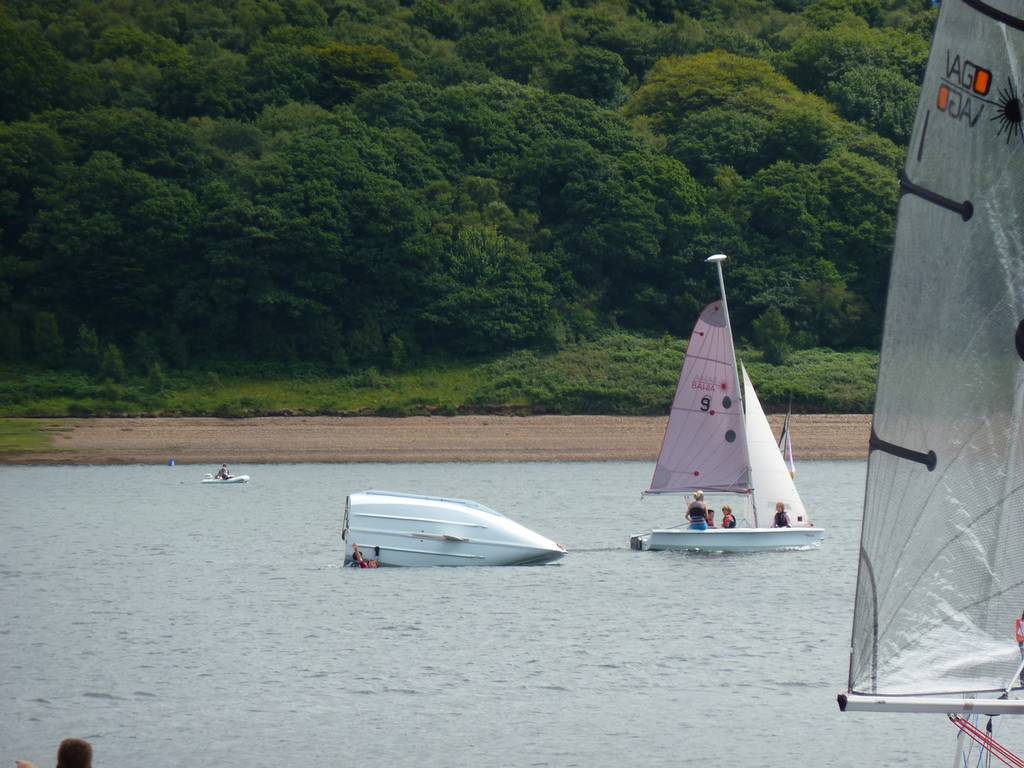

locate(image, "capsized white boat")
(837, 0), (1024, 761)
(630, 254), (824, 553)
(343, 490), (566, 567)
(201, 474), (250, 484)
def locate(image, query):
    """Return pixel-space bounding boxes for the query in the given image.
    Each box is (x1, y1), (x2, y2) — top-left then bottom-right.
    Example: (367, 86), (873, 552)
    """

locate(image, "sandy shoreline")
(1, 414), (872, 464)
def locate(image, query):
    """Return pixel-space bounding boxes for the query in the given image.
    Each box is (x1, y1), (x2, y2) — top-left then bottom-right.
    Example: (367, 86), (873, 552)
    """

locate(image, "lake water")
(2, 460), (1020, 766)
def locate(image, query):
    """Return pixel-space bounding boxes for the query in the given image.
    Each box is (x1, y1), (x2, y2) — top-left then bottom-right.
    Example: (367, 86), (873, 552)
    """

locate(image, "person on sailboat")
(772, 502), (791, 528)
(705, 508), (716, 527)
(721, 505), (736, 529)
(685, 491), (708, 530)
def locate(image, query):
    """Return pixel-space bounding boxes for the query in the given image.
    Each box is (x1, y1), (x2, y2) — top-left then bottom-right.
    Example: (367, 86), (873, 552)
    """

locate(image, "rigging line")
(961, 0), (1024, 32)
(950, 716), (1024, 768)
(900, 172), (974, 221)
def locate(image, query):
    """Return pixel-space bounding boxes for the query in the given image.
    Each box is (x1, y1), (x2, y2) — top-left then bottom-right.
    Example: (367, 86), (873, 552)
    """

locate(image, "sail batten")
(848, 0), (1024, 699)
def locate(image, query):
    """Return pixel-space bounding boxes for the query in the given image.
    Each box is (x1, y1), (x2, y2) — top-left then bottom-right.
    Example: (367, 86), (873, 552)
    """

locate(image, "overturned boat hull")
(343, 490), (566, 567)
(631, 527), (824, 553)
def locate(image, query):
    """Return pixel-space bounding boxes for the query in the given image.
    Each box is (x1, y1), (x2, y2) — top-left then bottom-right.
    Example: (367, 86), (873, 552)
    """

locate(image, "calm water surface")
(2, 461), (1018, 766)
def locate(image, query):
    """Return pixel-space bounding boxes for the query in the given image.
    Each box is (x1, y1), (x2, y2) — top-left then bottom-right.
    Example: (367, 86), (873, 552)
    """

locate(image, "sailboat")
(629, 254), (825, 553)
(836, 0), (1024, 759)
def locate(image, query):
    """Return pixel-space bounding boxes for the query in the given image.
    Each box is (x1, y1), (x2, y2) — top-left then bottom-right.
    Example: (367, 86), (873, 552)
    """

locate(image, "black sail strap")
(869, 428), (938, 471)
(900, 173), (974, 221)
(962, 0), (1024, 32)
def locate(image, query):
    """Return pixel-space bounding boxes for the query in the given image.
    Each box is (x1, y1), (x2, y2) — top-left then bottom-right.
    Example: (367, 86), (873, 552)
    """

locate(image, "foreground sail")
(631, 254), (823, 553)
(839, 0), (1024, 742)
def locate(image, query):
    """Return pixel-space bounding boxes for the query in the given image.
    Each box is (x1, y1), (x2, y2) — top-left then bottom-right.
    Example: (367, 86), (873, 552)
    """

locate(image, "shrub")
(147, 361), (167, 393)
(99, 343), (127, 382)
(74, 325), (100, 372)
(752, 307), (791, 365)
(33, 312), (64, 367)
(0, 315), (21, 361)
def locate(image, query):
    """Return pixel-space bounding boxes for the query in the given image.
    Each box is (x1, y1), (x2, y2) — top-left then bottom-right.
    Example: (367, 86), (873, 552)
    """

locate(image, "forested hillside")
(0, 0), (933, 383)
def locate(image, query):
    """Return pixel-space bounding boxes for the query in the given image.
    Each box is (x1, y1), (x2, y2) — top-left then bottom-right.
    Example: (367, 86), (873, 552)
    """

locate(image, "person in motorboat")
(772, 501), (791, 528)
(686, 490), (708, 530)
(215, 464), (231, 480)
(721, 505), (736, 529)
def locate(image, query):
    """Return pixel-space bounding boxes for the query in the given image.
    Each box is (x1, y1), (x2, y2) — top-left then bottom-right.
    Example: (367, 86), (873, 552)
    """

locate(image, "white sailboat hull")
(343, 491), (566, 567)
(633, 526), (824, 553)
(201, 474), (250, 484)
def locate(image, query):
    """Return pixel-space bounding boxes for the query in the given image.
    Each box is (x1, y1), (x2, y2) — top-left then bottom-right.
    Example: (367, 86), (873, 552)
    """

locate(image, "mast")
(644, 254), (752, 496)
(706, 253), (754, 522)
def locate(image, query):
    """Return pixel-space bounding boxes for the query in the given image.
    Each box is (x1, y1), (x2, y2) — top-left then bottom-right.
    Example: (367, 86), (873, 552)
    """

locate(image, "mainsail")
(646, 300), (750, 495)
(848, 0), (1024, 699)
(742, 365), (809, 527)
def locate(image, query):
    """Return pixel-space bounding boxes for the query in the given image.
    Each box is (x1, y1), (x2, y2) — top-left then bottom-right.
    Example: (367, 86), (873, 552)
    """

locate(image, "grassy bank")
(0, 333), (878, 418)
(0, 419), (71, 452)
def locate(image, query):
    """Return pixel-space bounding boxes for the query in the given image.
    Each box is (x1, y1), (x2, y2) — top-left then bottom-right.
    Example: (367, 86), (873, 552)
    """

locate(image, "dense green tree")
(777, 23), (928, 96)
(0, 314), (21, 361)
(550, 46), (629, 106)
(0, 0), (931, 371)
(32, 310), (64, 366)
(752, 305), (790, 364)
(313, 43), (414, 107)
(73, 324), (101, 372)
(0, 11), (97, 120)
(422, 225), (554, 354)
(99, 341), (127, 382)
(825, 64), (918, 142)
(22, 152), (199, 341)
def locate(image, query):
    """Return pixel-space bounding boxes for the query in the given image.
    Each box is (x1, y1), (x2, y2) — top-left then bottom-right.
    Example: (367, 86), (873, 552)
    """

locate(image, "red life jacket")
(1015, 618), (1023, 643)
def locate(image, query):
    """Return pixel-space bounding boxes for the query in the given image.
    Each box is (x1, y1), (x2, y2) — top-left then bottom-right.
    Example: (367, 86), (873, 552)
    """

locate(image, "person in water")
(772, 501), (791, 528)
(350, 543), (381, 568)
(686, 490), (708, 530)
(216, 463), (231, 480)
(721, 505), (736, 529)
(351, 543), (366, 566)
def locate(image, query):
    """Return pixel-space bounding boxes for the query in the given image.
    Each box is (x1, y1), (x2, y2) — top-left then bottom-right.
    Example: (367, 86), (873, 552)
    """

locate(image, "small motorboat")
(343, 490), (566, 567)
(201, 474), (250, 484)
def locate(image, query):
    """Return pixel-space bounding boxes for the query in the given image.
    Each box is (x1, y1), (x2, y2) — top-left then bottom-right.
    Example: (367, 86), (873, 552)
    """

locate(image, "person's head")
(221, 464), (227, 469)
(56, 739), (92, 768)
(722, 505), (732, 516)
(776, 502), (785, 512)
(693, 490), (704, 502)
